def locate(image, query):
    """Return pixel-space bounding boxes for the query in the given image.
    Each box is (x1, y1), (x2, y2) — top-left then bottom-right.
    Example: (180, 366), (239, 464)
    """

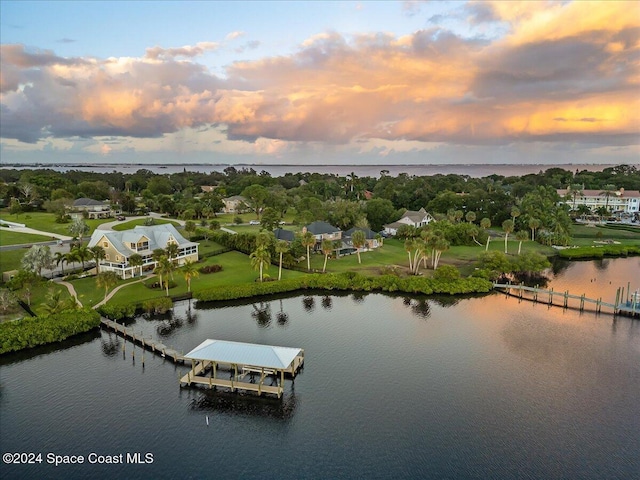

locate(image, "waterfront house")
(87, 224), (198, 279)
(304, 221), (342, 251)
(344, 227), (380, 251)
(383, 208), (434, 236)
(557, 187), (640, 215)
(273, 228), (295, 243)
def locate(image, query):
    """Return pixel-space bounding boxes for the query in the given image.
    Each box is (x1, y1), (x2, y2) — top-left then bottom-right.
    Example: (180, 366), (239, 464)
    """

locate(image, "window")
(105, 254), (110, 260)
(103, 242), (108, 248)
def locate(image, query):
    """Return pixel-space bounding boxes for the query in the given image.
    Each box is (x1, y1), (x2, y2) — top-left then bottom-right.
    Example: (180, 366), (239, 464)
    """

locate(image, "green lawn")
(112, 218), (182, 231)
(0, 230), (52, 246)
(0, 248), (28, 273)
(0, 211), (112, 237)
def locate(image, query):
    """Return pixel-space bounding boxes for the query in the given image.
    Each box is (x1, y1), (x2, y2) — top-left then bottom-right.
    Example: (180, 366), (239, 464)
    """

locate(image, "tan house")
(87, 224), (198, 279)
(222, 195), (247, 214)
(557, 187), (640, 214)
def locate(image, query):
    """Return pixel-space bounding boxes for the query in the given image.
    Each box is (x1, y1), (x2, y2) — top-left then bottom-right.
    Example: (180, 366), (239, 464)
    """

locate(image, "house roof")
(184, 339), (303, 370)
(383, 221), (406, 230)
(306, 221), (341, 235)
(223, 195), (246, 202)
(402, 208), (431, 223)
(273, 228), (295, 242)
(344, 227), (377, 239)
(557, 189), (640, 198)
(87, 224), (196, 257)
(73, 197), (108, 207)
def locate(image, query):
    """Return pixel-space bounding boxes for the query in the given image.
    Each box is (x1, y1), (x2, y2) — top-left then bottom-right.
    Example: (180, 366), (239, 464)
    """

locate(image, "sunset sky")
(1, 0), (638, 166)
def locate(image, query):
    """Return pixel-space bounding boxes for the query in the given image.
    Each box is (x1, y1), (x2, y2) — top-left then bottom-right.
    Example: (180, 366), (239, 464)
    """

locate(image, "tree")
(242, 184), (269, 220)
(301, 231), (316, 271)
(404, 238), (415, 272)
(90, 245), (106, 274)
(502, 219), (514, 254)
(250, 245), (271, 282)
(480, 218), (491, 251)
(432, 237), (450, 270)
(21, 245), (53, 277)
(165, 243), (180, 267)
(599, 184), (616, 212)
(54, 251), (67, 276)
(154, 257), (174, 296)
(9, 198), (23, 218)
(260, 207), (280, 231)
(128, 253), (144, 277)
(184, 220), (196, 239)
(72, 245), (92, 271)
(528, 217), (541, 241)
(275, 240), (289, 281)
(568, 184), (584, 212)
(0, 289), (19, 315)
(465, 211), (476, 224)
(40, 289), (67, 316)
(182, 259), (199, 293)
(96, 271), (119, 301)
(365, 198), (397, 232)
(515, 230), (529, 255)
(321, 239), (333, 273)
(351, 230), (366, 264)
(69, 217), (89, 241)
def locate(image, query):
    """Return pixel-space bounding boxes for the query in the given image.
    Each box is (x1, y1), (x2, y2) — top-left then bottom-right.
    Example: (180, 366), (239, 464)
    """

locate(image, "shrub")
(199, 264), (223, 274)
(97, 303), (136, 320)
(433, 265), (460, 281)
(142, 297), (173, 314)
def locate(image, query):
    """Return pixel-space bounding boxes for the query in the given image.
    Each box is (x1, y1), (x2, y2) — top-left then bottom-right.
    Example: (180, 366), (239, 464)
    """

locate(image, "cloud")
(226, 31), (245, 41)
(1, 2), (638, 152)
(57, 38), (76, 44)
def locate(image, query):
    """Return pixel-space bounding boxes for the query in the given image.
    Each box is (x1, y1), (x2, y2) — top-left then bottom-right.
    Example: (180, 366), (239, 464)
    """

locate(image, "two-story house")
(87, 224), (198, 279)
(222, 195), (247, 214)
(304, 221), (342, 251)
(70, 198), (113, 219)
(383, 208), (434, 236)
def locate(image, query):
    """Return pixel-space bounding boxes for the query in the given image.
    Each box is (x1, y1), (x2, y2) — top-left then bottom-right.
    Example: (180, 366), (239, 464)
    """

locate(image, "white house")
(87, 224), (198, 279)
(383, 208), (434, 236)
(222, 195), (247, 214)
(557, 187), (640, 214)
(70, 198), (112, 219)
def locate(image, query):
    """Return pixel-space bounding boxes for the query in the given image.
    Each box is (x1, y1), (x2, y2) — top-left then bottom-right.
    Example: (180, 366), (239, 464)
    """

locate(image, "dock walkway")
(493, 283), (639, 317)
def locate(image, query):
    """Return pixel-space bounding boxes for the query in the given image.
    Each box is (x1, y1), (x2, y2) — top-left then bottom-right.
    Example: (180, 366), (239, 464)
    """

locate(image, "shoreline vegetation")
(1, 164), (639, 354)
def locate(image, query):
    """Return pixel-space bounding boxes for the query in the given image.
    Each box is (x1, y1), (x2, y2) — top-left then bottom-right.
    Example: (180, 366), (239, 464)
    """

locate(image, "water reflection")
(321, 295), (333, 310)
(188, 390), (297, 420)
(251, 302), (272, 328)
(351, 292), (365, 303)
(276, 299), (289, 326)
(100, 334), (120, 357)
(156, 315), (184, 336)
(302, 296), (315, 312)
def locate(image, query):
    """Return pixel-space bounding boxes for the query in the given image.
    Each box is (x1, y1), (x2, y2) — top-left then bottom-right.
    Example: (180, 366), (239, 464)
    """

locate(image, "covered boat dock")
(179, 339), (304, 398)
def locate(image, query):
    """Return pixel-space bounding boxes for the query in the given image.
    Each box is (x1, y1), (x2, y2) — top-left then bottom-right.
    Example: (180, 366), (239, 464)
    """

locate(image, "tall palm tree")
(275, 240), (288, 281)
(515, 230), (529, 255)
(480, 218), (491, 250)
(90, 245), (106, 274)
(404, 238), (415, 271)
(465, 211), (476, 224)
(73, 245), (92, 271)
(599, 184), (616, 213)
(432, 238), (450, 270)
(528, 217), (541, 241)
(64, 250), (80, 274)
(96, 271), (119, 301)
(165, 242), (179, 265)
(502, 219), (514, 254)
(54, 251), (66, 275)
(182, 259), (199, 293)
(301, 231), (315, 271)
(568, 184), (584, 212)
(250, 245), (270, 282)
(351, 230), (366, 264)
(321, 239), (333, 273)
(128, 253), (144, 278)
(154, 257), (174, 296)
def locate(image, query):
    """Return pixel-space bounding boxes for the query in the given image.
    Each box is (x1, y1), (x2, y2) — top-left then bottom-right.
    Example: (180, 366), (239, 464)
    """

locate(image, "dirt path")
(93, 274), (156, 309)
(58, 280), (83, 308)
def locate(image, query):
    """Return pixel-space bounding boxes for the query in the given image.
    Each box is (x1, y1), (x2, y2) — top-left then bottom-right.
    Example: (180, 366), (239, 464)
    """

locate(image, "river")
(1, 258), (639, 479)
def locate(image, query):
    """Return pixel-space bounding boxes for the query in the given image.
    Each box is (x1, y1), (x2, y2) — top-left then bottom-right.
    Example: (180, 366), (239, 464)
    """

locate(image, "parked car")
(249, 220), (260, 225)
(116, 215), (126, 221)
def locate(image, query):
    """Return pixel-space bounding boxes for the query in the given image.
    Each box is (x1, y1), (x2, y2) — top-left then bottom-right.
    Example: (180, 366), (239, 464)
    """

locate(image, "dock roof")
(184, 339), (303, 370)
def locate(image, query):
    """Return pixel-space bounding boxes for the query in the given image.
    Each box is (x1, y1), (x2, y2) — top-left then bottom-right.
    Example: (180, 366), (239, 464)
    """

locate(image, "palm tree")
(64, 250), (80, 274)
(40, 289), (66, 316)
(165, 242), (179, 265)
(275, 240), (288, 281)
(502, 219), (514, 254)
(515, 230), (529, 255)
(480, 218), (491, 250)
(404, 238), (415, 271)
(250, 245), (270, 282)
(568, 184), (583, 212)
(90, 245), (106, 274)
(432, 238), (450, 270)
(96, 271), (119, 301)
(321, 239), (333, 273)
(54, 251), (67, 276)
(128, 253), (144, 278)
(528, 217), (541, 241)
(154, 257), (174, 296)
(465, 211), (476, 224)
(351, 230), (366, 264)
(301, 231), (315, 271)
(182, 259), (199, 293)
(599, 184), (616, 213)
(72, 245), (92, 271)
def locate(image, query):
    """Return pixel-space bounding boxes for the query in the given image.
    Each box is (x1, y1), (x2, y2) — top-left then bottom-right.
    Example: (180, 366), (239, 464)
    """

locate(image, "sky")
(0, 0), (639, 166)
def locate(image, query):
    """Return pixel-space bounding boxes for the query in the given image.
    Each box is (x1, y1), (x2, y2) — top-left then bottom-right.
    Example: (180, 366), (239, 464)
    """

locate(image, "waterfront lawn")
(0, 230), (52, 246)
(569, 224), (640, 247)
(112, 218), (181, 231)
(0, 211), (111, 237)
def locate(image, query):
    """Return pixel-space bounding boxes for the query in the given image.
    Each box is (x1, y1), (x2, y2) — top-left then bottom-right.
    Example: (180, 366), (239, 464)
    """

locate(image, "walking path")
(58, 280), (83, 308)
(93, 274), (156, 309)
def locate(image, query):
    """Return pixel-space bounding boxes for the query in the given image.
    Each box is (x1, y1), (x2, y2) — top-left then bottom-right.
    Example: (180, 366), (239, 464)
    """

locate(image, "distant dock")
(493, 283), (640, 318)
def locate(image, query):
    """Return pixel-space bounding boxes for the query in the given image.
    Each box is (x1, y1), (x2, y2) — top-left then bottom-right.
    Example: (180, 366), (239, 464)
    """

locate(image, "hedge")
(558, 245), (640, 259)
(194, 272), (493, 302)
(0, 308), (101, 355)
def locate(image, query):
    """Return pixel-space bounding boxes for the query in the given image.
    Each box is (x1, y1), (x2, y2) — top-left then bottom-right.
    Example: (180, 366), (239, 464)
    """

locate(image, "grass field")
(0, 230), (52, 246)
(112, 218), (182, 231)
(0, 211), (112, 237)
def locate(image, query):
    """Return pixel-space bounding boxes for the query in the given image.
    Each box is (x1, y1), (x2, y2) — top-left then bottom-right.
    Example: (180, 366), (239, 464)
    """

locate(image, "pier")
(100, 317), (188, 363)
(493, 283), (640, 318)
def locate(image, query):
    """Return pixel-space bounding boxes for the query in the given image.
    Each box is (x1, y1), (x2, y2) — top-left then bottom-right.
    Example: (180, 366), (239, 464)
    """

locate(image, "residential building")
(87, 224), (198, 279)
(273, 228), (295, 243)
(383, 208), (434, 236)
(304, 221), (342, 251)
(557, 187), (640, 214)
(344, 227), (380, 251)
(222, 195), (247, 214)
(70, 197), (112, 219)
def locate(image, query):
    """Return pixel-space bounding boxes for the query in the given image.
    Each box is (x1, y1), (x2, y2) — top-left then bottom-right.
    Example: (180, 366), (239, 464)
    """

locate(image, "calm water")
(1, 258), (639, 479)
(1, 163), (616, 179)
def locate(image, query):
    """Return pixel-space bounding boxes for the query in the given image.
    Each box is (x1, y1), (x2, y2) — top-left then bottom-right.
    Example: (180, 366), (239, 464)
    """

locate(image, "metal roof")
(184, 339), (303, 370)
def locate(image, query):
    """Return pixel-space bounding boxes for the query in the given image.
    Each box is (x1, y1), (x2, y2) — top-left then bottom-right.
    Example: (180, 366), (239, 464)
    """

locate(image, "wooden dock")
(99, 317), (188, 363)
(493, 283), (640, 317)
